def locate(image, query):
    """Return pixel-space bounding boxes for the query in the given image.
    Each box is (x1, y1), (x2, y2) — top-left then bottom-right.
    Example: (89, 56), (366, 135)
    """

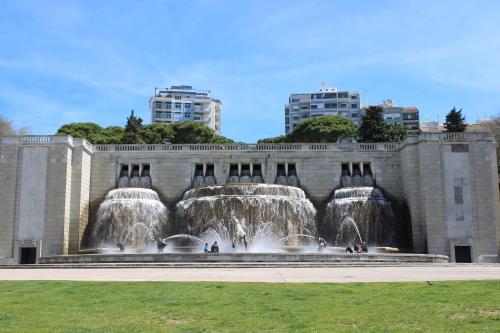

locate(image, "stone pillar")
(417, 142), (448, 256)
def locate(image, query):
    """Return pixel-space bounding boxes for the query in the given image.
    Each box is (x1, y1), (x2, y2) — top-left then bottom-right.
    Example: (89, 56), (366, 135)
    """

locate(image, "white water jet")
(335, 217), (363, 245)
(325, 187), (394, 246)
(176, 184), (317, 250)
(92, 188), (168, 248)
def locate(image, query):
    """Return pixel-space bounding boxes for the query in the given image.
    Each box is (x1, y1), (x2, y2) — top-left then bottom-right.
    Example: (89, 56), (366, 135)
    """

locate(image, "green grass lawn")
(0, 280), (498, 332)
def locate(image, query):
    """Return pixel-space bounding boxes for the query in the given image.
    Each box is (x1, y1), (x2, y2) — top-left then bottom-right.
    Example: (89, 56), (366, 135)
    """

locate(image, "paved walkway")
(1, 265), (499, 283)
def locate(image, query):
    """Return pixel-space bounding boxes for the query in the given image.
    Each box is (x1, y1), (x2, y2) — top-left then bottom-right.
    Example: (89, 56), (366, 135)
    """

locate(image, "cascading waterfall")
(176, 184), (317, 250)
(91, 177), (168, 248)
(325, 186), (395, 246)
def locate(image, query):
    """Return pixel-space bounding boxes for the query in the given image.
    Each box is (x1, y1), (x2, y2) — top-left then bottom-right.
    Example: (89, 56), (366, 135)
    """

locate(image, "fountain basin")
(41, 252), (449, 265)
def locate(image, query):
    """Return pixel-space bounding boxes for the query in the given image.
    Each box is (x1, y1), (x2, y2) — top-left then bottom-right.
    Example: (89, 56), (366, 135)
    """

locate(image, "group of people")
(204, 241), (219, 253)
(345, 242), (368, 253)
(117, 235), (368, 255)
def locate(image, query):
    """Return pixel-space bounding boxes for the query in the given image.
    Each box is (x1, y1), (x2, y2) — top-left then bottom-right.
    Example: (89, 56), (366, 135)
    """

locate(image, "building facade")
(1, 133), (499, 264)
(285, 87), (361, 134)
(377, 99), (420, 134)
(284, 88), (420, 135)
(149, 85), (222, 134)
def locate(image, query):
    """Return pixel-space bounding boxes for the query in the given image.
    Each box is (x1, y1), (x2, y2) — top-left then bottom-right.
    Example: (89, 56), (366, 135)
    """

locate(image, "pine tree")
(358, 106), (387, 142)
(444, 107), (467, 132)
(124, 110), (143, 144)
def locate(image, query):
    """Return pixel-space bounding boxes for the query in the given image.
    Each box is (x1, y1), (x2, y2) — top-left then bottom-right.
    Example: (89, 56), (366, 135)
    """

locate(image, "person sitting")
(157, 238), (167, 253)
(117, 243), (125, 252)
(361, 242), (368, 253)
(210, 241), (219, 253)
(354, 243), (363, 253)
(204, 242), (209, 253)
(345, 246), (353, 253)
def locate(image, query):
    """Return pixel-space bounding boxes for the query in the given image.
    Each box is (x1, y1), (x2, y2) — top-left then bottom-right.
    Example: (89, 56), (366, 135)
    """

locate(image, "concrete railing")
(0, 135), (74, 145)
(415, 132), (494, 143)
(92, 142), (401, 152)
(0, 133), (494, 151)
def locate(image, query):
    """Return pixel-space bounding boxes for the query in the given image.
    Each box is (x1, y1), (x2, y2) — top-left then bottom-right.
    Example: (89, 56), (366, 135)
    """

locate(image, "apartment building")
(150, 85), (221, 134)
(284, 87), (361, 134)
(377, 99), (420, 135)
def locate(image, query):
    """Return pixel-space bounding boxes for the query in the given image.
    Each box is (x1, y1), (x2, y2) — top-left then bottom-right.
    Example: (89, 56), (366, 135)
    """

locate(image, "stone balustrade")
(0, 132), (494, 153)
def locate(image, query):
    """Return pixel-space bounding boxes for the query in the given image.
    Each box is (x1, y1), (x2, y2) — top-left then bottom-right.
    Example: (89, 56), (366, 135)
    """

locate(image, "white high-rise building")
(284, 87), (361, 133)
(149, 85), (222, 134)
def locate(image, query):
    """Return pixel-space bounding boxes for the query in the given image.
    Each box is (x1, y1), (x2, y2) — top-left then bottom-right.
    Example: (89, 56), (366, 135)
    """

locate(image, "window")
(155, 102), (162, 109)
(325, 103), (337, 108)
(452, 144), (469, 153)
(351, 95), (358, 100)
(311, 93), (322, 99)
(338, 92), (348, 98)
(340, 103), (347, 108)
(291, 98), (300, 103)
(185, 103), (191, 109)
(351, 103), (358, 108)
(352, 113), (358, 118)
(302, 114), (309, 119)
(175, 103), (181, 109)
(184, 113), (191, 118)
(311, 104), (318, 109)
(454, 178), (464, 204)
(323, 93), (337, 99)
(155, 111), (163, 118)
(165, 112), (171, 119)
(165, 102), (172, 109)
(174, 95), (181, 100)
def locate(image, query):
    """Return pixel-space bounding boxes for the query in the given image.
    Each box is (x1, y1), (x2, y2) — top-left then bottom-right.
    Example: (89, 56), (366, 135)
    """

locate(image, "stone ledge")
(39, 252), (449, 265)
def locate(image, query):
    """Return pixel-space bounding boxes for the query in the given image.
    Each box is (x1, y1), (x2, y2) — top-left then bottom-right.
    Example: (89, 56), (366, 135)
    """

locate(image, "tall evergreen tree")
(358, 106), (387, 142)
(444, 107), (467, 132)
(124, 110), (143, 144)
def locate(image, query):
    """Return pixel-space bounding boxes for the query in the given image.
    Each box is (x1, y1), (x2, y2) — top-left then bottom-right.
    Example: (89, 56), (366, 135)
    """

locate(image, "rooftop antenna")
(321, 81), (326, 91)
(363, 89), (368, 107)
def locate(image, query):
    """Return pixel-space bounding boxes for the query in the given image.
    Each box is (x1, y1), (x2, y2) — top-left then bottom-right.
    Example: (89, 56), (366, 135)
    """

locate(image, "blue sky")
(1, 0), (499, 142)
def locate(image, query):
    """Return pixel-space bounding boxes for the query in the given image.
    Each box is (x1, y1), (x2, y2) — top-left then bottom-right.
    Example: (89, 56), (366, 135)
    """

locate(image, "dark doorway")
(20, 247), (37, 264)
(455, 246), (472, 263)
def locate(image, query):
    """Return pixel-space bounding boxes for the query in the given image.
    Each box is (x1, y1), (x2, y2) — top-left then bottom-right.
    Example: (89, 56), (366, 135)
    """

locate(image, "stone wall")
(0, 144), (20, 260)
(0, 134), (499, 263)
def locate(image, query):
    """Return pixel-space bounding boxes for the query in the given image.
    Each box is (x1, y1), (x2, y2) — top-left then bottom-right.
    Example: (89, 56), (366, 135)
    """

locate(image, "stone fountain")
(176, 183), (317, 250)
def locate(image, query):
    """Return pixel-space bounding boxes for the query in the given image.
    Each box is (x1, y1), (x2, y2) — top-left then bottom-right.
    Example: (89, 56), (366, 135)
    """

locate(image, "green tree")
(358, 106), (387, 142)
(141, 123), (175, 144)
(284, 115), (357, 143)
(257, 135), (287, 143)
(56, 122), (104, 143)
(444, 107), (467, 132)
(123, 110), (143, 144)
(99, 126), (125, 144)
(384, 123), (407, 142)
(209, 134), (234, 144)
(172, 121), (215, 143)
